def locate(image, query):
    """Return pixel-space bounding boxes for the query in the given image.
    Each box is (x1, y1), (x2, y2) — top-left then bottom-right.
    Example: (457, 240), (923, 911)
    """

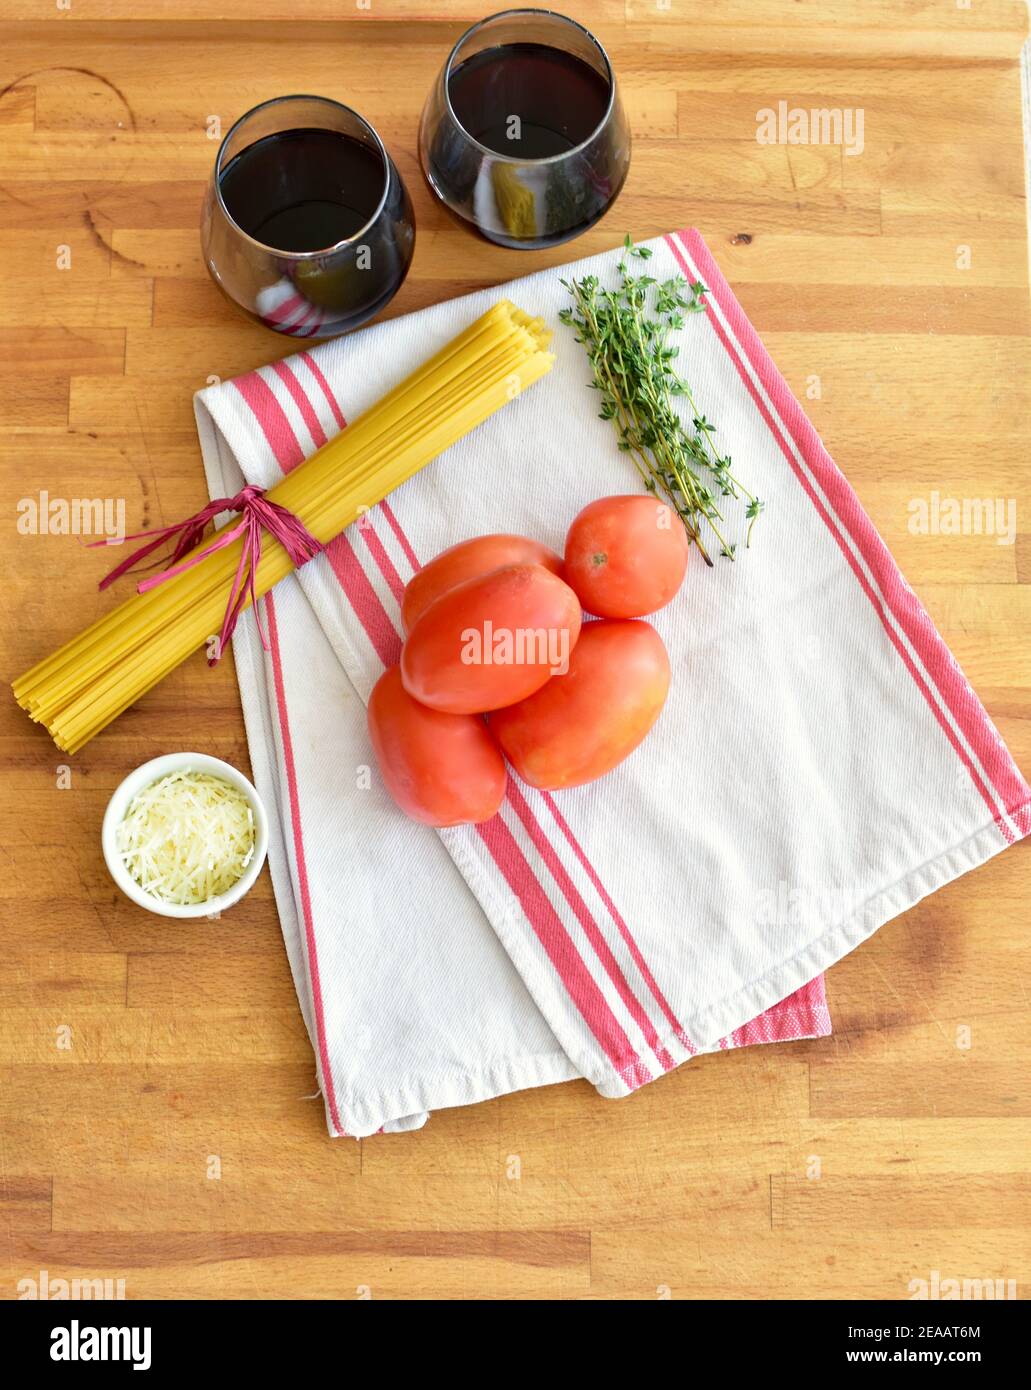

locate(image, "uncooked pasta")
(13, 301), (554, 753)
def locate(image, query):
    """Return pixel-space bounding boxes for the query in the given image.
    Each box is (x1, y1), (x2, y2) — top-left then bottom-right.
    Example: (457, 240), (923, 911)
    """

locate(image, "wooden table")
(1, 1), (1029, 1301)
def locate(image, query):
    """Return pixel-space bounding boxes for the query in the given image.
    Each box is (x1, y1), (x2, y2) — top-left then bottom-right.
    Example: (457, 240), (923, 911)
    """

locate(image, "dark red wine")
(208, 123), (415, 336)
(219, 127), (385, 253)
(423, 38), (628, 249)
(448, 42), (610, 159)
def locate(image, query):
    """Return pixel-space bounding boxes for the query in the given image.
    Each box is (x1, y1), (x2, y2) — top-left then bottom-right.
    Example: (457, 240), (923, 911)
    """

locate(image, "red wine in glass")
(449, 42), (611, 161)
(419, 11), (630, 250)
(202, 97), (415, 338)
(219, 128), (386, 253)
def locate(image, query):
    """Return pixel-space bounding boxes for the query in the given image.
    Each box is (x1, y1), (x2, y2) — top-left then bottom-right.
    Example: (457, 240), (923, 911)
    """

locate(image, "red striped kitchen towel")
(195, 229), (1026, 1137)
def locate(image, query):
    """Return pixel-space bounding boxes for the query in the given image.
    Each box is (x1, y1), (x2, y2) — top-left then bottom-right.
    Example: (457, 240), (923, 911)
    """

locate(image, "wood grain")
(1, 1), (1029, 1301)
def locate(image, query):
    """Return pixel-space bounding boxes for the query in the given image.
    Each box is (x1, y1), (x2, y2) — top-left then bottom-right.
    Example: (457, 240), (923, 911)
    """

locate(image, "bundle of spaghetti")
(14, 300), (554, 754)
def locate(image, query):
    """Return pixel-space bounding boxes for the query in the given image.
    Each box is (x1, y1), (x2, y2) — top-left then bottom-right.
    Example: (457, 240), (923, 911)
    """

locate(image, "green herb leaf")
(559, 238), (763, 563)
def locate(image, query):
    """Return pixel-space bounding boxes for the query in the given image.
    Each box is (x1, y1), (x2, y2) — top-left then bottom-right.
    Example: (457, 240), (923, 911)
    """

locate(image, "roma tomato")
(401, 563), (582, 715)
(564, 495), (689, 618)
(401, 534), (564, 633)
(489, 619), (670, 790)
(367, 665), (506, 826)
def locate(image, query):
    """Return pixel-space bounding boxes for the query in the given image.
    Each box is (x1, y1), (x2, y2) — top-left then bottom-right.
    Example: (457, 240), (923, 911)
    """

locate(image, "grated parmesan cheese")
(116, 769), (256, 907)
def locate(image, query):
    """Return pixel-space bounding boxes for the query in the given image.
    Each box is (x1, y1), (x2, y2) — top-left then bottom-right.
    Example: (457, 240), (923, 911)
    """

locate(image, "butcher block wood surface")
(1, 1), (1029, 1301)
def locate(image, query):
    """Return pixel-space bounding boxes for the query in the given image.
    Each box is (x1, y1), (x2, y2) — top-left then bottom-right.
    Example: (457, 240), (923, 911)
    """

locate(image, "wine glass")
(418, 8), (631, 250)
(201, 95), (416, 338)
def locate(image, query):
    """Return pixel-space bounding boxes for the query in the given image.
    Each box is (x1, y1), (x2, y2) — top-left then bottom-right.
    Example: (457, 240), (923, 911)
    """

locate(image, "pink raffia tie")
(91, 485), (324, 665)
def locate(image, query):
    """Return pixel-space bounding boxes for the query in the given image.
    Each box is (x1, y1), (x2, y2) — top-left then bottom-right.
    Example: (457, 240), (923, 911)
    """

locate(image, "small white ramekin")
(101, 752), (269, 919)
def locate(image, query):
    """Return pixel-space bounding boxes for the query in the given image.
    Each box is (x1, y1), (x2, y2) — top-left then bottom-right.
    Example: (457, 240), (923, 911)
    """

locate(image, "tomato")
(401, 534), (564, 633)
(401, 563), (582, 715)
(489, 619), (670, 790)
(564, 495), (689, 618)
(367, 665), (506, 826)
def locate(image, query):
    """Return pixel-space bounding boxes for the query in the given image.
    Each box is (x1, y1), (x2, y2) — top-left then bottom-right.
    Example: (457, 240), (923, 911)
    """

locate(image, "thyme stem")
(559, 236), (764, 562)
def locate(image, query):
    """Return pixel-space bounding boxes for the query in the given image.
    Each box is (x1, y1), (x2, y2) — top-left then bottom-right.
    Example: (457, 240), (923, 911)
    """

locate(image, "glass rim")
(441, 7), (616, 167)
(213, 94), (392, 258)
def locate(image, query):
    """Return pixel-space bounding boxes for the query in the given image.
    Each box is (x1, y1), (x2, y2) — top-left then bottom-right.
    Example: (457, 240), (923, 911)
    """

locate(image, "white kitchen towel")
(192, 225), (1031, 1132)
(197, 275), (830, 1137)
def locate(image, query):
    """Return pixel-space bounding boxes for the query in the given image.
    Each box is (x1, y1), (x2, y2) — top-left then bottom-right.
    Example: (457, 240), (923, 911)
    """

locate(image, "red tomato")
(489, 619), (670, 790)
(367, 666), (506, 826)
(401, 563), (582, 715)
(564, 495), (689, 618)
(401, 534), (564, 633)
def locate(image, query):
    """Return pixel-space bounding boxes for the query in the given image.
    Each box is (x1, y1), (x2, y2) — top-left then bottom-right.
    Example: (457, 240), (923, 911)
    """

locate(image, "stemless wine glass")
(418, 8), (630, 250)
(201, 95), (415, 338)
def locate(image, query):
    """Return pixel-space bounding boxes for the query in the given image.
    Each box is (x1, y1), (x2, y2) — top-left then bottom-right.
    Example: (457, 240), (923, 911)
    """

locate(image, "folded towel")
(196, 300), (828, 1135)
(195, 226), (1029, 1134)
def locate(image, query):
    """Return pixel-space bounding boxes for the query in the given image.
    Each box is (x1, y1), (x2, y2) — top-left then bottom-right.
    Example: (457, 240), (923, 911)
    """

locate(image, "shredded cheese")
(116, 769), (256, 907)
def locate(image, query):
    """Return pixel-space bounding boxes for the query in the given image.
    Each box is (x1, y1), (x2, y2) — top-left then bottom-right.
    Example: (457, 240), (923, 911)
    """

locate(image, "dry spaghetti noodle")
(14, 301), (554, 753)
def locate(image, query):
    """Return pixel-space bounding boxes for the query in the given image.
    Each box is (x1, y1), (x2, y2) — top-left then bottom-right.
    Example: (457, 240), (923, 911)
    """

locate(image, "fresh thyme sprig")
(559, 234), (763, 564)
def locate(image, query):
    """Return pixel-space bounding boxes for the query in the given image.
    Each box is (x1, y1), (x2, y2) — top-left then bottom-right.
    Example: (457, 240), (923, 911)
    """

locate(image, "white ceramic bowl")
(102, 752), (269, 919)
